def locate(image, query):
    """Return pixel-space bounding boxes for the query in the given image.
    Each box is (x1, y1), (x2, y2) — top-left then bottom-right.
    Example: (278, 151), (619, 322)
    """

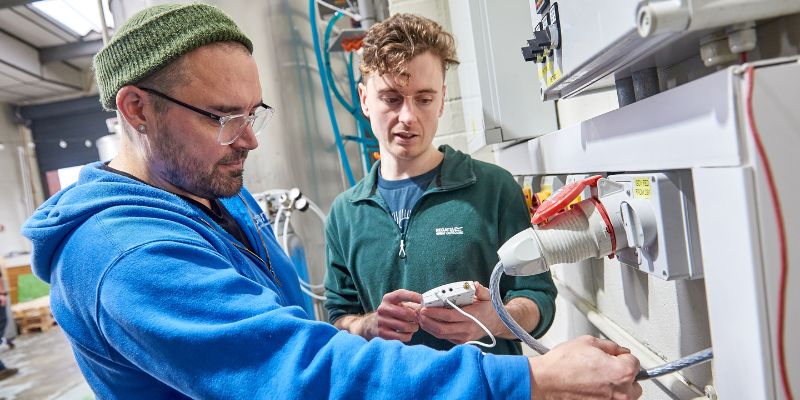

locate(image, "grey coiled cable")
(489, 261), (713, 380)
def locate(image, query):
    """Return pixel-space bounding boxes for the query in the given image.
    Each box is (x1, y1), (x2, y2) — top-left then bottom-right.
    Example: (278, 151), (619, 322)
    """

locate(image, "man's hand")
(0, 294), (6, 307)
(418, 282), (537, 344)
(371, 289), (422, 342)
(335, 289), (422, 342)
(528, 335), (643, 400)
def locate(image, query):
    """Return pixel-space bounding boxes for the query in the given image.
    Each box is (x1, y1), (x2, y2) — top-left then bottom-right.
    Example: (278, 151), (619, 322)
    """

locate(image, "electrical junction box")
(609, 171), (703, 280)
(448, 0), (557, 154)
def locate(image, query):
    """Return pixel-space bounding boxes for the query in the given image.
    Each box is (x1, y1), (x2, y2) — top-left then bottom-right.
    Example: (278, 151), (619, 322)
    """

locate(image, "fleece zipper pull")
(398, 239), (407, 259)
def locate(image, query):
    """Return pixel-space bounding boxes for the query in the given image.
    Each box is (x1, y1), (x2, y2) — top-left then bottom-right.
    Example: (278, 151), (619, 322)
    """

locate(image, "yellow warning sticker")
(633, 178), (651, 199)
(546, 67), (562, 86)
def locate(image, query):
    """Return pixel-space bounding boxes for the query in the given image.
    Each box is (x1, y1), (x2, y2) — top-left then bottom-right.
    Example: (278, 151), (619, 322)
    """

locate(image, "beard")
(151, 121), (248, 199)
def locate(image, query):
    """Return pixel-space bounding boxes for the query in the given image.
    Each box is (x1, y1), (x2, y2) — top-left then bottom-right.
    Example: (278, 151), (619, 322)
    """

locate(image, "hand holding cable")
(529, 336), (643, 400)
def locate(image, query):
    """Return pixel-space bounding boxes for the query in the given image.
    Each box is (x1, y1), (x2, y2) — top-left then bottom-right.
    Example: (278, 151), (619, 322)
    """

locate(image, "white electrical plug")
(497, 228), (549, 276)
(497, 177), (639, 276)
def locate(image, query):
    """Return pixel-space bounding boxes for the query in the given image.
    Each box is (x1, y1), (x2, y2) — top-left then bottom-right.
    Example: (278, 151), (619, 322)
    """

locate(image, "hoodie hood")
(22, 162), (201, 283)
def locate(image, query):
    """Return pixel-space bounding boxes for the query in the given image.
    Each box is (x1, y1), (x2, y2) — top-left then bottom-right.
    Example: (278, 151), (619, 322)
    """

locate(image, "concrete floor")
(0, 327), (93, 400)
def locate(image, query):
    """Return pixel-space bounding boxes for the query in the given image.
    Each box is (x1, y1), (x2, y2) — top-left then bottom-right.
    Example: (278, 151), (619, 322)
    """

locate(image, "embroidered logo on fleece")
(254, 212), (271, 231)
(435, 226), (464, 236)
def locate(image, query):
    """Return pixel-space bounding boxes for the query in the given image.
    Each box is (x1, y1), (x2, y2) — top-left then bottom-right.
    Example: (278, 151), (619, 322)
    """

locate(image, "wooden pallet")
(11, 295), (55, 334)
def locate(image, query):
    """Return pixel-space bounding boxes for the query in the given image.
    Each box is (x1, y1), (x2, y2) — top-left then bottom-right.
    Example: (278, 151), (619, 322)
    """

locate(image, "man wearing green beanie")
(22, 3), (641, 399)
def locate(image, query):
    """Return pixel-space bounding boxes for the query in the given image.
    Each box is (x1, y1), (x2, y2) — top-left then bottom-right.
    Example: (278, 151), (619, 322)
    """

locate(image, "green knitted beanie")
(93, 3), (253, 111)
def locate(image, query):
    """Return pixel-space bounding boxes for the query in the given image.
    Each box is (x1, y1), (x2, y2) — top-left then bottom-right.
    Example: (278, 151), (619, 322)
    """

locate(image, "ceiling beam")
(39, 40), (104, 63)
(0, 0), (44, 9)
(0, 30), (84, 92)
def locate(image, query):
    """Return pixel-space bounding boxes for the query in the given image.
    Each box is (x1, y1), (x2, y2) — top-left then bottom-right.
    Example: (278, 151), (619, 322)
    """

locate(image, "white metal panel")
(494, 140), (532, 175)
(552, 0), (641, 75)
(473, 0), (557, 140)
(693, 167), (775, 400)
(449, 0), (557, 153)
(534, 0), (800, 99)
(536, 0), (677, 99)
(496, 66), (743, 174)
(687, 0), (800, 31)
(746, 61), (800, 400)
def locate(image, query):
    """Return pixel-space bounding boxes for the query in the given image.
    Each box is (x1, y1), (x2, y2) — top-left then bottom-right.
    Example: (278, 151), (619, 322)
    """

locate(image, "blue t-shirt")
(378, 164), (441, 232)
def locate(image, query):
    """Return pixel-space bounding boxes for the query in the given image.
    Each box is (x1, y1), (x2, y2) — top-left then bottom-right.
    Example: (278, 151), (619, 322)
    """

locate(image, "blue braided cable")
(336, 46), (373, 129)
(346, 51), (371, 171)
(323, 13), (356, 114)
(489, 261), (550, 354)
(635, 348), (714, 381)
(309, 4), (356, 186)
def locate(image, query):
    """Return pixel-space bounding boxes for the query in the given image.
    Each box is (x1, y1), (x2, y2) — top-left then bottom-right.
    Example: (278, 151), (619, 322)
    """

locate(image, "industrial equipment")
(483, 1), (800, 398)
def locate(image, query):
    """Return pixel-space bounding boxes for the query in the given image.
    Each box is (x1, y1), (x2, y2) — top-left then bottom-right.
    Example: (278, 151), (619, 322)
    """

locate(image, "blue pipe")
(309, 4), (356, 186)
(347, 55), (376, 139)
(322, 14), (374, 132)
(346, 51), (371, 170)
(323, 13), (356, 114)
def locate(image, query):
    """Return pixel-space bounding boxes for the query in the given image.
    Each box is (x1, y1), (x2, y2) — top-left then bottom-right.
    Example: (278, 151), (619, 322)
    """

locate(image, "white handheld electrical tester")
(421, 281), (476, 308)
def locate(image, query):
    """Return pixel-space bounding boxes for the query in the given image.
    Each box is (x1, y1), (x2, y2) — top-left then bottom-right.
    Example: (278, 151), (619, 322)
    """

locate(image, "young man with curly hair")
(324, 13), (557, 355)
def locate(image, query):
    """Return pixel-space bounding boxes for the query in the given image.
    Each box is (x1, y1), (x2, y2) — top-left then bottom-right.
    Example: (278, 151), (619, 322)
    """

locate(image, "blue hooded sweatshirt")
(22, 163), (531, 399)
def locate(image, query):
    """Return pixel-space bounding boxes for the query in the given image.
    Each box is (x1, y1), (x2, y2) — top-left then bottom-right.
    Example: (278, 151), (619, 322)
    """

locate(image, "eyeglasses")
(137, 87), (275, 145)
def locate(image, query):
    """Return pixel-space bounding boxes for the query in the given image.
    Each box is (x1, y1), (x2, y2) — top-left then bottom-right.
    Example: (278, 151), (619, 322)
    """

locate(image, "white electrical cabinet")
(448, 0), (557, 153)
(498, 59), (800, 400)
(523, 0), (800, 99)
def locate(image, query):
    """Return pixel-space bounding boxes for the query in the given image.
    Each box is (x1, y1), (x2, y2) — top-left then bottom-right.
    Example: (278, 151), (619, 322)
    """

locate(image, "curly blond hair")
(360, 13), (459, 81)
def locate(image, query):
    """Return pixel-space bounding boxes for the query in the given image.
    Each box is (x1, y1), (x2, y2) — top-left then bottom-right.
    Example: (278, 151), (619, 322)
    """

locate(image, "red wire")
(745, 66), (793, 400)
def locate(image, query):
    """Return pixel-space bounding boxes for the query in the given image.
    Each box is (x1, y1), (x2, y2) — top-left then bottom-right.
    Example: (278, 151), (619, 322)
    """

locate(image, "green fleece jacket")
(324, 145), (556, 355)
